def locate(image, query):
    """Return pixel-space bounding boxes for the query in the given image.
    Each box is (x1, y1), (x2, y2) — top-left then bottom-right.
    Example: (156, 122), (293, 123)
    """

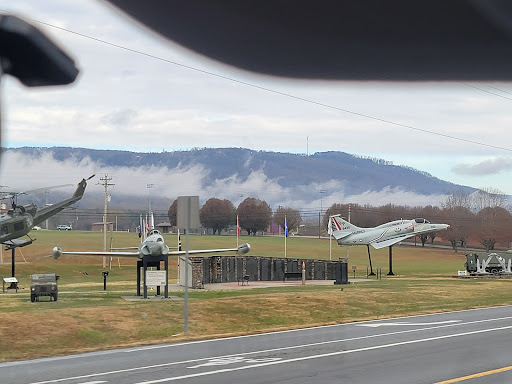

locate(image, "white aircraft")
(330, 215), (449, 249)
(52, 228), (250, 259)
(329, 215), (449, 275)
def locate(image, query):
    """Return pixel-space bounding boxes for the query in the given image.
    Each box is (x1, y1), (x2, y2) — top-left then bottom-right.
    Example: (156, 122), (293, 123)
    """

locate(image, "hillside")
(3, 147), (474, 213)
(9, 147), (471, 194)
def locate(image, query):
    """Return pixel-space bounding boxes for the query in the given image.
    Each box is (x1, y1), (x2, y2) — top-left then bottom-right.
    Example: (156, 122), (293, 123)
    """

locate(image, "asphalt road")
(4, 306), (512, 384)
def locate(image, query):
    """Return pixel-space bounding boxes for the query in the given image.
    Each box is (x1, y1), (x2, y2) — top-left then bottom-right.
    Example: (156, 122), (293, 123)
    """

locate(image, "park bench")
(283, 271), (302, 282)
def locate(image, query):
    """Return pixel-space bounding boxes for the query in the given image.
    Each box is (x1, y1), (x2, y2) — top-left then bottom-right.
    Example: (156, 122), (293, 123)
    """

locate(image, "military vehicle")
(465, 251), (512, 275)
(30, 273), (59, 302)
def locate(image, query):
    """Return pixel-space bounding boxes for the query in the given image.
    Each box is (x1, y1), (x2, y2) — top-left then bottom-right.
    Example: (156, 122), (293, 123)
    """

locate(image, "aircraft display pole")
(387, 246), (395, 275)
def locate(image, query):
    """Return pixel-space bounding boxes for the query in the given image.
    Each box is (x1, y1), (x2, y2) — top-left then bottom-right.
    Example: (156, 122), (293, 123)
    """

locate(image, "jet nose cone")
(149, 242), (165, 256)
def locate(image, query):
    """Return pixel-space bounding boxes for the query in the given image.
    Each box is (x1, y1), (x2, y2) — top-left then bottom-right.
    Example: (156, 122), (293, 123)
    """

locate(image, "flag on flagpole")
(284, 215), (287, 258)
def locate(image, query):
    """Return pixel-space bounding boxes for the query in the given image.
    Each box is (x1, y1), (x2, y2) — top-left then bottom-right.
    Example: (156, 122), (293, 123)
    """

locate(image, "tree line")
(168, 187), (512, 251)
(167, 197), (301, 236)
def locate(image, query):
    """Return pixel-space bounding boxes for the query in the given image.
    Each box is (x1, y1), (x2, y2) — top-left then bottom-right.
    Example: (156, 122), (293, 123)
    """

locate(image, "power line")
(461, 82), (512, 101)
(11, 14), (511, 154)
(477, 83), (512, 97)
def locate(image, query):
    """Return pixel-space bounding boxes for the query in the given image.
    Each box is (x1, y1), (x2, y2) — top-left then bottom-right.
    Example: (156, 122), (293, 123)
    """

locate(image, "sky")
(1, 1), (512, 205)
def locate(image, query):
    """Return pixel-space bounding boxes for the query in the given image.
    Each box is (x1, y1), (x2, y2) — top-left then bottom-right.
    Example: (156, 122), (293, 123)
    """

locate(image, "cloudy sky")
(1, 1), (512, 203)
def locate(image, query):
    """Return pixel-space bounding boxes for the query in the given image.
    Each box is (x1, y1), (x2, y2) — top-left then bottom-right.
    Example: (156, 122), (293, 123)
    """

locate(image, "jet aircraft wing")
(52, 243), (250, 259)
(170, 244), (250, 256)
(52, 249), (141, 258)
(370, 235), (411, 249)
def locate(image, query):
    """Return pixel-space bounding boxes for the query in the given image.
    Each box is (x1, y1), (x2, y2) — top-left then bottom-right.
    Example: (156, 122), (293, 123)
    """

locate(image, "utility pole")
(97, 174), (114, 268)
(44, 190), (49, 229)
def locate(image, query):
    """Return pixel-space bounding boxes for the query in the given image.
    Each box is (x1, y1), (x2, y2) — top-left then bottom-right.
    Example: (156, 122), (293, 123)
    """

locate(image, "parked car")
(32, 226), (41, 230)
(57, 225), (72, 231)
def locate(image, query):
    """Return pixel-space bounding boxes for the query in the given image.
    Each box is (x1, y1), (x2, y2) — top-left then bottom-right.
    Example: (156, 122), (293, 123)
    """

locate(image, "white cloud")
(0, 151), (448, 213)
(452, 157), (512, 176)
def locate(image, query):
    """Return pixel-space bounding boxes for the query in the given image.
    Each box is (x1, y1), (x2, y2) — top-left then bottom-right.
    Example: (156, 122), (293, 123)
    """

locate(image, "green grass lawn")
(0, 231), (507, 362)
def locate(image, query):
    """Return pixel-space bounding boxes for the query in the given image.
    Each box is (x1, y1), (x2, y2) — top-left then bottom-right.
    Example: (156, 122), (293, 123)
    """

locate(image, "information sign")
(145, 270), (167, 286)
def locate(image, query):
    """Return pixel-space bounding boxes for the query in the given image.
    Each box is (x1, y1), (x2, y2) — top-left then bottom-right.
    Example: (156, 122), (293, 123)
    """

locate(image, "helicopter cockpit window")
(14, 222), (24, 231)
(1, 226), (7, 235)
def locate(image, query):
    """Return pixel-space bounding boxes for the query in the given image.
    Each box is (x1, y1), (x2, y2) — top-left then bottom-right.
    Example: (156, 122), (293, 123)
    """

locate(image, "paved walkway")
(202, 278), (371, 290)
(120, 279), (374, 300)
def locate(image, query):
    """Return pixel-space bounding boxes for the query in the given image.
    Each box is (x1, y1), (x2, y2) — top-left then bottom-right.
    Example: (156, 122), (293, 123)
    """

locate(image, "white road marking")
(359, 320), (462, 327)
(188, 356), (281, 369)
(78, 382), (107, 384)
(132, 325), (512, 383)
(24, 315), (512, 384)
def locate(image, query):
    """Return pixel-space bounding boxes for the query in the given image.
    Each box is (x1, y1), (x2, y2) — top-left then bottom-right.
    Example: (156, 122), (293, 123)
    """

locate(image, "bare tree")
(441, 189), (472, 211)
(440, 206), (475, 252)
(472, 187), (507, 212)
(476, 206), (512, 251)
(273, 206), (302, 233)
(441, 190), (474, 252)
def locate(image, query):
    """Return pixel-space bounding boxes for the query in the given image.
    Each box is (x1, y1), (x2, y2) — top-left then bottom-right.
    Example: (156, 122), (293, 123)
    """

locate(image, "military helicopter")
(0, 175), (94, 246)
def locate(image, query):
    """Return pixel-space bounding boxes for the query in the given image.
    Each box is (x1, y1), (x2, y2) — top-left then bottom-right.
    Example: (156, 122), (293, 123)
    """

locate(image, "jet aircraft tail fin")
(329, 215), (360, 239)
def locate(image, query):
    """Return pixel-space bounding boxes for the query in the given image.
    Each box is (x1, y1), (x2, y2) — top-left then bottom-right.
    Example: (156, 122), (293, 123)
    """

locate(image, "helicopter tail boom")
(31, 176), (92, 227)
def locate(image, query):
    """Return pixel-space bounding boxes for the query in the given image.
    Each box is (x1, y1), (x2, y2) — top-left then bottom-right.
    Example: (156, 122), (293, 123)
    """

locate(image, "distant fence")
(180, 255), (345, 288)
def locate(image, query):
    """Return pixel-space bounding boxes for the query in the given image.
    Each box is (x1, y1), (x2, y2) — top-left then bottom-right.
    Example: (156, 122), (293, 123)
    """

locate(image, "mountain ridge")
(3, 147), (474, 210)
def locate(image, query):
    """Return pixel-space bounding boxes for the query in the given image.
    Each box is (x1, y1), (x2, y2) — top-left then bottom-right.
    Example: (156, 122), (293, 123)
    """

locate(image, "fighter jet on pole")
(329, 215), (449, 275)
(52, 229), (250, 259)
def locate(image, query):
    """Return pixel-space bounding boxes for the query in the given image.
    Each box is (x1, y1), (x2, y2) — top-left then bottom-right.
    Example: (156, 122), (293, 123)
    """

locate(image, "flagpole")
(236, 215), (239, 247)
(330, 232), (332, 260)
(284, 215), (287, 258)
(328, 215), (333, 260)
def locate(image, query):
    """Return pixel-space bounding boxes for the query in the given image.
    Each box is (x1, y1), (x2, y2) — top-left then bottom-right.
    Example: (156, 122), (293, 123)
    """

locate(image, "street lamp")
(318, 189), (325, 238)
(147, 183), (154, 213)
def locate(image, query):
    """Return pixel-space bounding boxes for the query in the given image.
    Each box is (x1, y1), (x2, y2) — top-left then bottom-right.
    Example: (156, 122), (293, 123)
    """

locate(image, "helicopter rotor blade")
(0, 184), (74, 201)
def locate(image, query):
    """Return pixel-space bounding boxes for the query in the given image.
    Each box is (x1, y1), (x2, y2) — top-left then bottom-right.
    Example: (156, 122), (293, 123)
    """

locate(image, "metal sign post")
(177, 196), (200, 334)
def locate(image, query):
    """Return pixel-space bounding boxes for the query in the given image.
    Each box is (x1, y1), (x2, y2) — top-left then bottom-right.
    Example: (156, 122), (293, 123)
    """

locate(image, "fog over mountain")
(0, 147), (475, 215)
